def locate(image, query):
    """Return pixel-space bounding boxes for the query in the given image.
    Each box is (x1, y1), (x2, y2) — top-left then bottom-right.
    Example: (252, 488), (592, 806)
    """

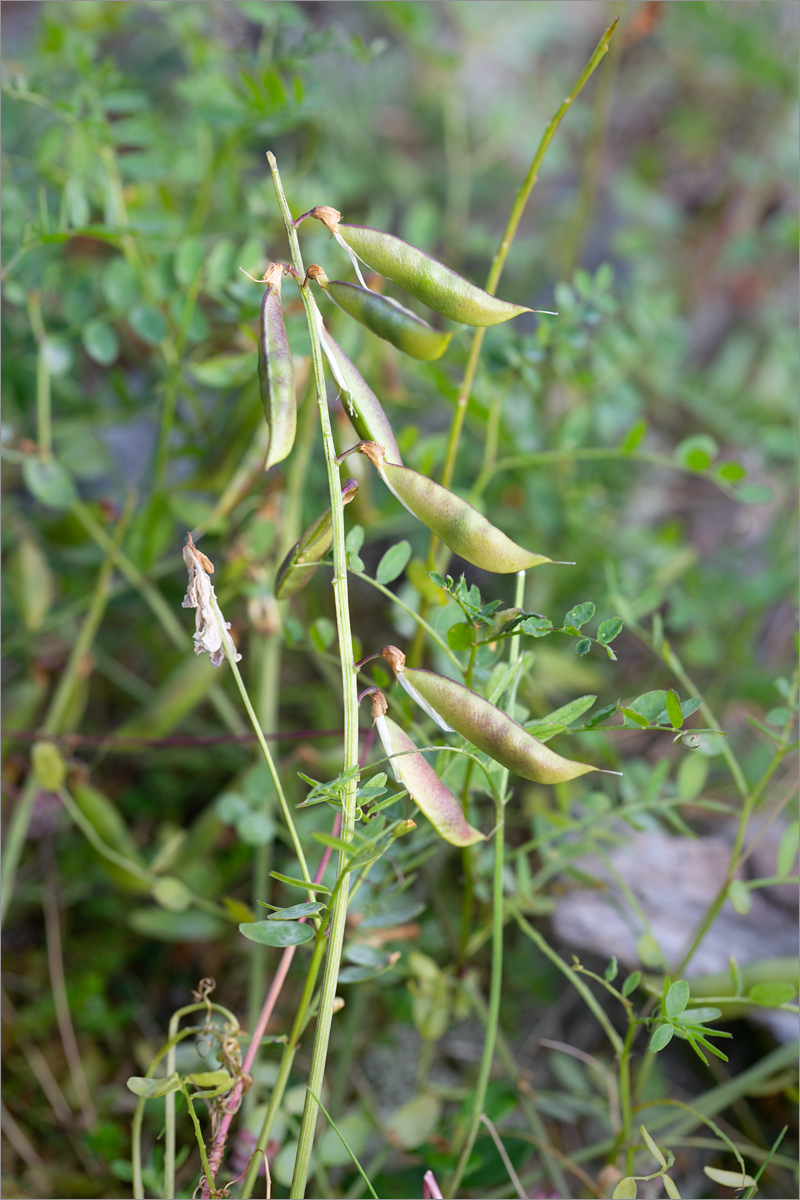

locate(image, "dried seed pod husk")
(375, 713), (484, 846)
(359, 442), (551, 574)
(258, 263), (297, 470)
(274, 479), (359, 599)
(308, 265), (454, 362)
(320, 326), (403, 465)
(381, 645), (606, 784)
(309, 209), (531, 327)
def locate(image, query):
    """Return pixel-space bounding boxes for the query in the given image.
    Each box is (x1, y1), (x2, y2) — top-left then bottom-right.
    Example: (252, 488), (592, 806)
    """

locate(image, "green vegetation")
(2, 4), (797, 1199)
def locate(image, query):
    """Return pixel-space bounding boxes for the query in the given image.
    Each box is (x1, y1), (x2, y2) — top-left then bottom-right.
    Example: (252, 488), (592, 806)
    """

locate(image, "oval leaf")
(22, 458), (78, 510)
(747, 981), (797, 1007)
(649, 1024), (674, 1053)
(640, 1124), (666, 1167)
(239, 920), (315, 947)
(597, 617), (624, 644)
(185, 1070), (234, 1090)
(665, 689), (684, 730)
(776, 821), (799, 878)
(126, 1072), (181, 1098)
(82, 318), (120, 365)
(727, 878), (752, 915)
(703, 1167), (756, 1189)
(266, 901), (326, 921)
(376, 540), (412, 585)
(663, 1174), (681, 1199)
(564, 601), (596, 628)
(665, 980), (690, 1018)
(612, 1179), (637, 1200)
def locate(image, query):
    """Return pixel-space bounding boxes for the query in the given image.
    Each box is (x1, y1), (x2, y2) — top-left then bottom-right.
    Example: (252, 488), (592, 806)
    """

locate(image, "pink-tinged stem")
(201, 817), (341, 1196)
(423, 1169), (444, 1199)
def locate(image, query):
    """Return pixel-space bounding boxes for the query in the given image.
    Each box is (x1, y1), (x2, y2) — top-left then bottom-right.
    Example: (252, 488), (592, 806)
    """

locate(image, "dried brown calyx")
(368, 690), (389, 724)
(380, 645), (406, 675)
(309, 205), (342, 235)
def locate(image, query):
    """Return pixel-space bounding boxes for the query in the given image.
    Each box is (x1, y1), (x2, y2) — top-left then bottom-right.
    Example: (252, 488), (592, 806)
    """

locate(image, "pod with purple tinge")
(258, 263), (296, 470)
(274, 479), (358, 599)
(375, 712), (484, 847)
(307, 265), (454, 362)
(309, 207), (532, 328)
(358, 441), (551, 574)
(319, 326), (403, 465)
(381, 645), (614, 784)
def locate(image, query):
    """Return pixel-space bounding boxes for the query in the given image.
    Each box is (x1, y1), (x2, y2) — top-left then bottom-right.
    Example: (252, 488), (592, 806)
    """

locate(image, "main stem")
(446, 570), (526, 1197)
(265, 152), (361, 1199)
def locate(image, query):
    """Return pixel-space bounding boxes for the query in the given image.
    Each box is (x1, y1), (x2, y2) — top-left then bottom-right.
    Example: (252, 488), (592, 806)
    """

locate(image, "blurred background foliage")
(1, 2), (797, 1198)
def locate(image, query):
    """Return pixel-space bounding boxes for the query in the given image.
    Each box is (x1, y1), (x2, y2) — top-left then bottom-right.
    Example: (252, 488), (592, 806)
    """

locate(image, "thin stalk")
(161, 1003), (240, 1200)
(617, 1022), (636, 1176)
(26, 293), (52, 458)
(475, 445), (741, 504)
(239, 932), (329, 1199)
(225, 651), (313, 891)
(513, 911), (624, 1056)
(464, 978), (569, 1197)
(438, 18), (619, 499)
(247, 627), (281, 1077)
(354, 570), (462, 669)
(559, 1), (622, 277)
(446, 571), (525, 1198)
(205, 826), (339, 1197)
(408, 17), (619, 667)
(40, 838), (97, 1129)
(266, 151), (361, 1200)
(0, 499), (132, 927)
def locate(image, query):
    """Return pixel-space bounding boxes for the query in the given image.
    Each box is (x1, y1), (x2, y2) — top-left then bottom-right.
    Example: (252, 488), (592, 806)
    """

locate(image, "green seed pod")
(381, 645), (616, 785)
(359, 441), (551, 573)
(374, 710), (483, 847)
(274, 479), (359, 599)
(319, 326), (403, 465)
(257, 263), (297, 470)
(309, 207), (531, 327)
(307, 265), (454, 362)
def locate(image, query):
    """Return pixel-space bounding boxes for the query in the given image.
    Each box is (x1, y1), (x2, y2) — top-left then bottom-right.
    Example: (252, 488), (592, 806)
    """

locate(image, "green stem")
(0, 500), (132, 927)
(246, 628), (281, 1100)
(513, 911), (623, 1056)
(265, 151), (361, 1200)
(438, 17), (619, 499)
(354, 570), (462, 670)
(407, 17), (618, 667)
(162, 1003), (240, 1200)
(618, 1023), (635, 1176)
(559, 3), (622, 277)
(26, 293), (52, 458)
(239, 932), (328, 1199)
(446, 571), (525, 1197)
(476, 446), (740, 504)
(224, 650), (313, 891)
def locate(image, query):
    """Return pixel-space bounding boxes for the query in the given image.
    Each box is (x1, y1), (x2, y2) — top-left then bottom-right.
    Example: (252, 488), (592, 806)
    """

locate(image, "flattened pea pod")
(307, 265), (454, 362)
(274, 479), (358, 599)
(256, 263), (296, 470)
(373, 709), (483, 847)
(309, 207), (531, 327)
(319, 326), (403, 465)
(359, 441), (551, 573)
(381, 646), (616, 785)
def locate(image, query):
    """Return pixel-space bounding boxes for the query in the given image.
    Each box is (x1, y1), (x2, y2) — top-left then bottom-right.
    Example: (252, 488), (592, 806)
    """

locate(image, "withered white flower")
(181, 533), (242, 668)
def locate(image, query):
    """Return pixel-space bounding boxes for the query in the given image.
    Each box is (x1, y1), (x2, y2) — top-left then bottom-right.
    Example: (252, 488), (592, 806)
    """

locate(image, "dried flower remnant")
(181, 534), (241, 668)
